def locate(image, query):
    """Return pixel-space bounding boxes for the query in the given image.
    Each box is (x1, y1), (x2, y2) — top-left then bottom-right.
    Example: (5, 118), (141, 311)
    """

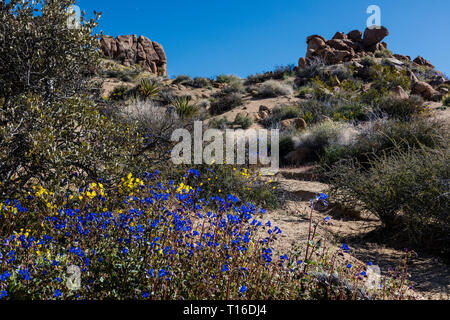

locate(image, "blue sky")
(76, 0), (450, 78)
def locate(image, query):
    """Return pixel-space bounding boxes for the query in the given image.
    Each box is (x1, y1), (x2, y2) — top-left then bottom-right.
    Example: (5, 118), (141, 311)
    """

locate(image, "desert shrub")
(245, 65), (296, 85)
(103, 68), (141, 82)
(173, 75), (192, 85)
(359, 56), (377, 67)
(442, 94), (450, 107)
(234, 114), (254, 129)
(197, 98), (211, 110)
(327, 147), (450, 259)
(261, 105), (302, 128)
(300, 94), (370, 124)
(297, 85), (313, 98)
(109, 85), (131, 101)
(0, 0), (101, 100)
(189, 77), (211, 88)
(329, 65), (354, 82)
(172, 96), (200, 119)
(279, 135), (296, 163)
(0, 1), (172, 200)
(296, 57), (327, 81)
(222, 80), (245, 95)
(293, 121), (357, 161)
(158, 87), (177, 105)
(258, 80), (293, 98)
(374, 49), (393, 58)
(215, 74), (241, 84)
(320, 117), (447, 170)
(375, 95), (425, 120)
(209, 117), (233, 129)
(209, 93), (243, 115)
(272, 65), (296, 80)
(370, 65), (411, 92)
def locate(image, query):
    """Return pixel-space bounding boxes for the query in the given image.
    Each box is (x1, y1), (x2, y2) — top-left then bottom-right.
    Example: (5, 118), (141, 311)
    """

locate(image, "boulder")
(298, 57), (307, 69)
(393, 54), (411, 62)
(362, 26), (389, 48)
(411, 81), (440, 101)
(306, 35), (327, 51)
(413, 56), (435, 68)
(390, 86), (409, 100)
(332, 32), (347, 40)
(280, 117), (307, 131)
(347, 30), (362, 42)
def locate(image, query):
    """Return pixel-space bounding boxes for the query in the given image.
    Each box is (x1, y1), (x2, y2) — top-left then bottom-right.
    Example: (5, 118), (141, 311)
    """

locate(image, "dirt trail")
(263, 168), (450, 300)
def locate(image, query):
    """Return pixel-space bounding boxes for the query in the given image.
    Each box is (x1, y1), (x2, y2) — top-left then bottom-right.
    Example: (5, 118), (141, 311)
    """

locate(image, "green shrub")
(209, 117), (233, 129)
(327, 147), (450, 259)
(261, 105), (302, 128)
(222, 80), (245, 94)
(359, 56), (377, 67)
(296, 57), (327, 81)
(321, 118), (447, 170)
(234, 113), (254, 129)
(258, 80), (293, 98)
(215, 74), (241, 84)
(0, 1), (171, 200)
(442, 94), (450, 107)
(210, 93), (243, 115)
(173, 75), (192, 85)
(294, 121), (356, 160)
(370, 64), (411, 92)
(109, 85), (130, 101)
(374, 49), (393, 58)
(0, 0), (101, 100)
(190, 77), (212, 88)
(279, 135), (296, 163)
(375, 95), (425, 120)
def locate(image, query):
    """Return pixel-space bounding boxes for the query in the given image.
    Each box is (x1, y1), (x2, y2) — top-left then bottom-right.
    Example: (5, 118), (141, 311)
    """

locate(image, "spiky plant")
(139, 78), (160, 100)
(172, 95), (199, 119)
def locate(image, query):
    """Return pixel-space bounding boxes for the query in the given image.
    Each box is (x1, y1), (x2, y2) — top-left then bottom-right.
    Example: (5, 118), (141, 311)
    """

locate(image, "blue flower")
(221, 264), (229, 272)
(122, 248), (129, 255)
(0, 271), (11, 281)
(341, 243), (350, 252)
(0, 290), (7, 299)
(240, 285), (247, 293)
(142, 291), (150, 298)
(346, 263), (352, 269)
(54, 289), (62, 298)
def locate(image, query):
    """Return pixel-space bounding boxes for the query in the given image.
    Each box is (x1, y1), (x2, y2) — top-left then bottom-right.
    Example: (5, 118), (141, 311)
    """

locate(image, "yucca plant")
(139, 78), (160, 100)
(172, 95), (199, 119)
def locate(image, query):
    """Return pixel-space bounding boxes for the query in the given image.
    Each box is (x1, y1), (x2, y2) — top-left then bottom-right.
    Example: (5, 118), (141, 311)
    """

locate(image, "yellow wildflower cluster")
(86, 182), (106, 199)
(120, 173), (144, 196)
(176, 183), (193, 194)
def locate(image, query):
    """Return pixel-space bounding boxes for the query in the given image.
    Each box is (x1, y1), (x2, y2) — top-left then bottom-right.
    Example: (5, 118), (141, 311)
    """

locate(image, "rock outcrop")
(299, 26), (390, 67)
(413, 56), (435, 69)
(100, 35), (167, 76)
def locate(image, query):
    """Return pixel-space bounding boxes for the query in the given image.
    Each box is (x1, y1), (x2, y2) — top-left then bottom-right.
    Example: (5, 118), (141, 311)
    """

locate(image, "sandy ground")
(259, 171), (450, 300)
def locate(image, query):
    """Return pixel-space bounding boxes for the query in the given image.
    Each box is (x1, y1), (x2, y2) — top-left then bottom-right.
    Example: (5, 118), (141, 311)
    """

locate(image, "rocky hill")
(100, 34), (167, 76)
